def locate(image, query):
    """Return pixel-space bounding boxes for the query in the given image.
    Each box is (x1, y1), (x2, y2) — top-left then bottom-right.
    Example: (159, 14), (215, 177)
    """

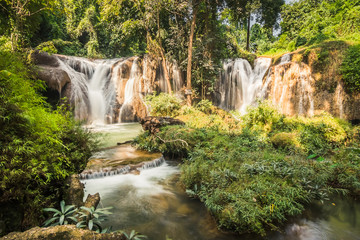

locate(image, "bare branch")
(155, 134), (189, 147)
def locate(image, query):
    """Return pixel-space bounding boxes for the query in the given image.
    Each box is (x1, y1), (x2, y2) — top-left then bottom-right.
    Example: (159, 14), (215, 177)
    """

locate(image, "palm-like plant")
(76, 206), (112, 233)
(122, 230), (147, 240)
(43, 200), (78, 226)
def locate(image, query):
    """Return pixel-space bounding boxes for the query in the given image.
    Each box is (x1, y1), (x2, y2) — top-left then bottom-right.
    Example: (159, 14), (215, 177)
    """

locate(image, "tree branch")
(155, 134), (188, 147)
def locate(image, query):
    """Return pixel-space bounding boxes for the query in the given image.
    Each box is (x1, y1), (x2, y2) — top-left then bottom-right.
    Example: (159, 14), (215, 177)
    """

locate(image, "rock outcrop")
(0, 225), (126, 240)
(140, 116), (185, 134)
(64, 175), (84, 208)
(263, 50), (360, 121)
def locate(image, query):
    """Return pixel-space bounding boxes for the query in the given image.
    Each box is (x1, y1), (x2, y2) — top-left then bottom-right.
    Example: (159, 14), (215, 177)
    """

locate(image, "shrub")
(0, 40), (98, 234)
(270, 132), (303, 154)
(195, 99), (214, 114)
(145, 93), (182, 117)
(35, 41), (58, 54)
(241, 101), (284, 133)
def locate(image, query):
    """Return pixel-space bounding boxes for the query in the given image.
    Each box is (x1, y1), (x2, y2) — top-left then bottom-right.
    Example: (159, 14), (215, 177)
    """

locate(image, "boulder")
(64, 175), (84, 208)
(140, 116), (185, 134)
(0, 225), (126, 240)
(31, 50), (59, 67)
(36, 66), (71, 95)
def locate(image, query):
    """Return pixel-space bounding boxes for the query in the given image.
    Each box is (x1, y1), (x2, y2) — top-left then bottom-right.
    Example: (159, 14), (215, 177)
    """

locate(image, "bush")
(0, 40), (98, 234)
(340, 44), (360, 94)
(35, 41), (58, 54)
(145, 93), (182, 117)
(195, 99), (214, 114)
(270, 132), (303, 154)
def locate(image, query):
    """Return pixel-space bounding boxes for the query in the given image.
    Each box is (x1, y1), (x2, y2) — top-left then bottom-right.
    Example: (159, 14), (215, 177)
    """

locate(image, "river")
(82, 123), (360, 240)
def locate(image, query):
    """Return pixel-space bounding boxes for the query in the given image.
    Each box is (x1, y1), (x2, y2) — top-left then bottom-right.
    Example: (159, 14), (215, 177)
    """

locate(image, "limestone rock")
(84, 193), (101, 209)
(31, 50), (59, 67)
(0, 225), (126, 240)
(64, 175), (84, 208)
(140, 116), (185, 134)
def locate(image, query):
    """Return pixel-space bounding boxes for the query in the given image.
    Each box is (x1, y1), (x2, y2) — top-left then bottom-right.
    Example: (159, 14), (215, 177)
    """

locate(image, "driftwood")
(140, 116), (184, 134)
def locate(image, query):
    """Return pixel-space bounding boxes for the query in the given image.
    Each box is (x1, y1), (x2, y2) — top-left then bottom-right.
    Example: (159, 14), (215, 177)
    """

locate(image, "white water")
(218, 58), (272, 114)
(54, 55), (184, 123)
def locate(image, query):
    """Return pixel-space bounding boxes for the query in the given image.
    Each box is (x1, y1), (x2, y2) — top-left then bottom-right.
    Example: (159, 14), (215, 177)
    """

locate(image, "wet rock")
(84, 193), (101, 209)
(31, 50), (59, 67)
(64, 175), (84, 208)
(0, 225), (126, 240)
(36, 66), (71, 95)
(140, 116), (185, 134)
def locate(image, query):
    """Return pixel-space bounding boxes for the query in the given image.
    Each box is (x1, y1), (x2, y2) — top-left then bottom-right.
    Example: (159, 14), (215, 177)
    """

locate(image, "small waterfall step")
(80, 156), (166, 180)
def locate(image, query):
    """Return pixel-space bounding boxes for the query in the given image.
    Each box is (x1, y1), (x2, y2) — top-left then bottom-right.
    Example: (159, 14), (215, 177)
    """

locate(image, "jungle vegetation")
(0, 0), (360, 237)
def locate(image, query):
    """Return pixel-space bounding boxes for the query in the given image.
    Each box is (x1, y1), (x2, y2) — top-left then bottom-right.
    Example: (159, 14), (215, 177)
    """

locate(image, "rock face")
(262, 52), (360, 120)
(140, 116), (185, 134)
(0, 225), (126, 240)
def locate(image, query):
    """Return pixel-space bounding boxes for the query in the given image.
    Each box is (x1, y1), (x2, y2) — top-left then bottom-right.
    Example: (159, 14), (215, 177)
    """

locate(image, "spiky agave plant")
(43, 200), (78, 226)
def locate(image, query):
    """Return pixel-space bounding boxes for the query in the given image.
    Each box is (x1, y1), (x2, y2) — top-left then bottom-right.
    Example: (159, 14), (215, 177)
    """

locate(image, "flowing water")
(217, 58), (272, 114)
(54, 55), (184, 123)
(82, 124), (360, 240)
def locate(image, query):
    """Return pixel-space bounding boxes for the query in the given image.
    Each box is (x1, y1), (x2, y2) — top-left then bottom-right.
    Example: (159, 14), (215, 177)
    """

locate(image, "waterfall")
(137, 156), (165, 170)
(217, 58), (272, 114)
(48, 54), (184, 123)
(87, 62), (110, 124)
(262, 55), (315, 117)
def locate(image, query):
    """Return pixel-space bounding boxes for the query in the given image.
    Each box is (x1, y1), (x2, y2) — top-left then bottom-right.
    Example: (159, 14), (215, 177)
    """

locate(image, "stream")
(82, 123), (360, 240)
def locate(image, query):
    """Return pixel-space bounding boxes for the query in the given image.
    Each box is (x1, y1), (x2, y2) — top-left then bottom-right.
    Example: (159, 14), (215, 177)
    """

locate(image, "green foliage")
(340, 44), (360, 94)
(0, 39), (98, 233)
(121, 230), (147, 240)
(76, 206), (112, 233)
(145, 93), (182, 117)
(279, 0), (360, 50)
(195, 99), (214, 114)
(135, 101), (360, 236)
(36, 41), (58, 54)
(270, 132), (303, 154)
(43, 200), (78, 226)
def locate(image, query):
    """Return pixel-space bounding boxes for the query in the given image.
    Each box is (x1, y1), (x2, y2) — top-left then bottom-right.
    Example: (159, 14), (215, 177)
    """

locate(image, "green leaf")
(59, 215), (65, 225)
(43, 217), (58, 227)
(307, 154), (317, 159)
(88, 220), (93, 230)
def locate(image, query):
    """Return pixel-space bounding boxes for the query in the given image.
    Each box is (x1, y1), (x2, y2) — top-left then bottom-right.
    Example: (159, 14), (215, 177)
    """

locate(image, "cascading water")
(217, 57), (272, 114)
(49, 55), (184, 123)
(87, 62), (111, 124)
(262, 55), (315, 117)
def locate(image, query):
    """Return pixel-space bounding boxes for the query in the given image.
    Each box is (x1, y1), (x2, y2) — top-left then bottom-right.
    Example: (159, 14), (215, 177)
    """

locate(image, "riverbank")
(135, 98), (360, 236)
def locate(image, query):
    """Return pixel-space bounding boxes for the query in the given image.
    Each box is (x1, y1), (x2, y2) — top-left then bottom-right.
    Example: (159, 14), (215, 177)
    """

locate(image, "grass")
(134, 99), (360, 236)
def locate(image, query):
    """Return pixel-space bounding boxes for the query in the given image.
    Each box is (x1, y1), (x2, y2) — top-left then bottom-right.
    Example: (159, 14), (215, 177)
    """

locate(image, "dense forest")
(0, 0), (360, 239)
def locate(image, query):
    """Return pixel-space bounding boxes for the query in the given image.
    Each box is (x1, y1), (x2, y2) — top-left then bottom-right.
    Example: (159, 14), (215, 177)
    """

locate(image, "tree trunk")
(157, 10), (173, 94)
(186, 3), (197, 106)
(160, 50), (172, 94)
(246, 14), (251, 52)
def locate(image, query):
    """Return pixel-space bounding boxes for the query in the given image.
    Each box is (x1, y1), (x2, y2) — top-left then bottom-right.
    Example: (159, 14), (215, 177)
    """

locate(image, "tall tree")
(226, 0), (284, 51)
(0, 0), (56, 51)
(186, 0), (198, 106)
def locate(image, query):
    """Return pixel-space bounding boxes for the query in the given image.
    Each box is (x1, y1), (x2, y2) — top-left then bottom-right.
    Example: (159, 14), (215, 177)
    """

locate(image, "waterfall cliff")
(33, 52), (184, 123)
(33, 50), (360, 122)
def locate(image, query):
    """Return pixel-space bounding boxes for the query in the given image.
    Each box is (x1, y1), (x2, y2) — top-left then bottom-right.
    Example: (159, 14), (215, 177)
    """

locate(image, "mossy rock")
(1, 225), (126, 240)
